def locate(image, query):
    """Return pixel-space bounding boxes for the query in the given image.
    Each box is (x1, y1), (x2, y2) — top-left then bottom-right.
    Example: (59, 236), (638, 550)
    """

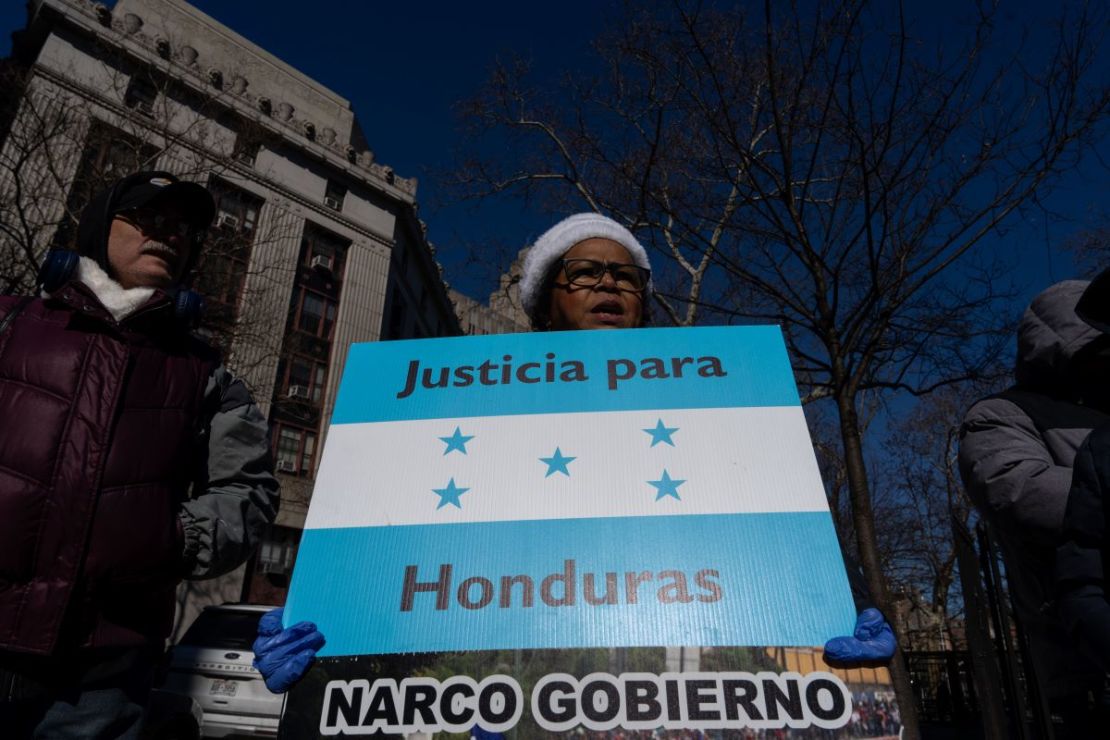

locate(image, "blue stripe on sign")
(285, 512), (856, 657)
(330, 326), (799, 425)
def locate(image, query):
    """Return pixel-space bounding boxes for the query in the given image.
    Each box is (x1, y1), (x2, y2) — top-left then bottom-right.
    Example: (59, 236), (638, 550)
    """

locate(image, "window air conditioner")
(259, 559), (290, 575)
(135, 100), (154, 117)
(216, 212), (240, 230)
(324, 196), (341, 210)
(275, 459), (297, 474)
(310, 255), (332, 273)
(287, 384), (310, 400)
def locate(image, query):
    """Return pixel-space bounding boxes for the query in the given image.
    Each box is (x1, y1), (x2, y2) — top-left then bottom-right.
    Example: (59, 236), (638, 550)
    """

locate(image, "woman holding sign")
(518, 213), (895, 665)
(252, 212), (895, 691)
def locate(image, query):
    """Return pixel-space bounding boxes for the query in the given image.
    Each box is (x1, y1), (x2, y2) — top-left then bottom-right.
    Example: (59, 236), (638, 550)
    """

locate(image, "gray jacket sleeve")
(178, 364), (279, 579)
(958, 397), (1073, 545)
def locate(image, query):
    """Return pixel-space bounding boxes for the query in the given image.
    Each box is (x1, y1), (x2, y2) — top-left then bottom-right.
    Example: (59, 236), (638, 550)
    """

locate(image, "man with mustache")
(0, 171), (278, 738)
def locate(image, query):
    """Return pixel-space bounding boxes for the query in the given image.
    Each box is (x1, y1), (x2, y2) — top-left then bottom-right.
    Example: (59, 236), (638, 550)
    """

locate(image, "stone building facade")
(449, 247), (530, 335)
(0, 0), (460, 636)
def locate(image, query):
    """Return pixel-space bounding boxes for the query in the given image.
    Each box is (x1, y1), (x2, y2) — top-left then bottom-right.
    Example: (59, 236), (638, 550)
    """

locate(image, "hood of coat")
(1015, 279), (1102, 390)
(75, 182), (113, 274)
(1077, 268), (1110, 335)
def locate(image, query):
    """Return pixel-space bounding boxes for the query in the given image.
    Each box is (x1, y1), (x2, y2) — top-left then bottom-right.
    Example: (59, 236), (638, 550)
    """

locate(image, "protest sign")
(281, 326), (899, 737)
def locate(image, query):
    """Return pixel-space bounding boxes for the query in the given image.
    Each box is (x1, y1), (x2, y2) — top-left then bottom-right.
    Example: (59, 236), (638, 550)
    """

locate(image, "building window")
(292, 288), (337, 339)
(232, 137), (260, 166)
(301, 222), (348, 278)
(282, 354), (327, 404)
(257, 526), (300, 575)
(194, 180), (262, 334)
(270, 223), (348, 475)
(304, 237), (338, 274)
(212, 183), (260, 235)
(124, 77), (157, 117)
(274, 424), (317, 476)
(290, 222), (346, 339)
(324, 180), (346, 211)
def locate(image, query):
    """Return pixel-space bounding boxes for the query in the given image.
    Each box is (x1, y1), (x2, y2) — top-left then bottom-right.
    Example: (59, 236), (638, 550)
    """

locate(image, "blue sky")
(1, 1), (614, 299)
(1, 1), (1105, 308)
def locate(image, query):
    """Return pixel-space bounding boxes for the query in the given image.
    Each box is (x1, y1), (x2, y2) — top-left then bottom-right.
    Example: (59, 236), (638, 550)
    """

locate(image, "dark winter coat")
(1056, 268), (1110, 671)
(0, 267), (278, 656)
(1056, 423), (1110, 670)
(958, 279), (1108, 699)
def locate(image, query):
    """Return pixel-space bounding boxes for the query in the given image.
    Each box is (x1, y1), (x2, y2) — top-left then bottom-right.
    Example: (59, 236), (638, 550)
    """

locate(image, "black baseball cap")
(111, 170), (216, 228)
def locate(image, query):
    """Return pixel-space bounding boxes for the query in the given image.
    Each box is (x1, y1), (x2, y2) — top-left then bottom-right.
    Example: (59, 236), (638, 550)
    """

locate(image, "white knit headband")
(519, 212), (653, 318)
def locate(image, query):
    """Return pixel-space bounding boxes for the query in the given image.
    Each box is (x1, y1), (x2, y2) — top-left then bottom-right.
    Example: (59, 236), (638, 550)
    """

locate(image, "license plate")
(210, 678), (238, 697)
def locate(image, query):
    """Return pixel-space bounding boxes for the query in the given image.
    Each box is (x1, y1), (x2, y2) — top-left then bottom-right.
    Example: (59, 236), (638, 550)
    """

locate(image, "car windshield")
(179, 610), (263, 650)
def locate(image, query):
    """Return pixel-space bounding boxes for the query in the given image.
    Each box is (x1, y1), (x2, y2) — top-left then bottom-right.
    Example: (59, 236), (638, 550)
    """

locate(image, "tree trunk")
(835, 389), (922, 739)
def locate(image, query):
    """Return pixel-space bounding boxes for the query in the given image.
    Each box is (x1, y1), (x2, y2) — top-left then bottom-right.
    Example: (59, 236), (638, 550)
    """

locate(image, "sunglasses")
(116, 208), (203, 240)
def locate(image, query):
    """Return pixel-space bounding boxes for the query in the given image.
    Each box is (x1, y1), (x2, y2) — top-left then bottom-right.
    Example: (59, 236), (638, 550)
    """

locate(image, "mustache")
(141, 240), (177, 255)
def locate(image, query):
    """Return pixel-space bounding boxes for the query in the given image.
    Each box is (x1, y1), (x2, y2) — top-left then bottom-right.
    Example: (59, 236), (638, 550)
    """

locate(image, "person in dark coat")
(0, 171), (279, 738)
(1057, 268), (1110, 669)
(1058, 428), (1110, 666)
(959, 276), (1110, 735)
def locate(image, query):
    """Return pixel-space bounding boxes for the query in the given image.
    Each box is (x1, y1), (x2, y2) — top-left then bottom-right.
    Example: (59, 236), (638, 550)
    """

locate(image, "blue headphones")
(37, 249), (205, 326)
(37, 249), (79, 294)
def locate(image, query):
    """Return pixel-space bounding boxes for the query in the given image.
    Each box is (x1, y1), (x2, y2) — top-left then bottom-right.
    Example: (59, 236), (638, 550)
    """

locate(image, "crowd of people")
(1, 168), (1108, 739)
(845, 696), (900, 738)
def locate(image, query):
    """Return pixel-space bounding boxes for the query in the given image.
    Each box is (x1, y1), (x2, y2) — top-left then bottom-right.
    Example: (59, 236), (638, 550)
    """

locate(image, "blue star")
(643, 419), (679, 447)
(648, 469), (686, 501)
(539, 447), (576, 478)
(432, 478), (470, 509)
(439, 426), (474, 455)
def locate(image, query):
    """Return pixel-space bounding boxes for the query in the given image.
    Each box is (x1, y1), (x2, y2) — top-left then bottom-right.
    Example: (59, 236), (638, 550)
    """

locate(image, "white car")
(157, 604), (284, 738)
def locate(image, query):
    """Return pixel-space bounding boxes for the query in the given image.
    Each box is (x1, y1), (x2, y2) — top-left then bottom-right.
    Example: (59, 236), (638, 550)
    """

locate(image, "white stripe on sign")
(304, 405), (827, 530)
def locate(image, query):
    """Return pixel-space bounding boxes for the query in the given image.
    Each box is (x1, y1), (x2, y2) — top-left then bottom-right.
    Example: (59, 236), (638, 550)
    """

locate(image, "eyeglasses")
(115, 209), (201, 240)
(558, 259), (650, 291)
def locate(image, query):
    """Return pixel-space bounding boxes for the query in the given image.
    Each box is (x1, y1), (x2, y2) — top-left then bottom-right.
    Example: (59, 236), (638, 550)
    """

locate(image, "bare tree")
(0, 60), (101, 294)
(454, 1), (1109, 733)
(1064, 222), (1110, 277)
(0, 22), (298, 382)
(877, 382), (1011, 647)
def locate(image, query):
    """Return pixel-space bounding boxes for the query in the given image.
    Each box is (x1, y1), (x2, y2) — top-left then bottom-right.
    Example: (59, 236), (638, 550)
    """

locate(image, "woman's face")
(545, 238), (645, 331)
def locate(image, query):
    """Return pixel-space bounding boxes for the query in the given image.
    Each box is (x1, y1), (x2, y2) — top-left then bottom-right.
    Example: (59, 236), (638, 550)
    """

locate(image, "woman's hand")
(823, 608), (896, 664)
(252, 607), (326, 693)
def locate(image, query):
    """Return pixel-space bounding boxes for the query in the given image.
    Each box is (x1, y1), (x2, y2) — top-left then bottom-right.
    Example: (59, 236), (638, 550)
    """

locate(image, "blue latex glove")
(823, 608), (896, 663)
(252, 607), (326, 693)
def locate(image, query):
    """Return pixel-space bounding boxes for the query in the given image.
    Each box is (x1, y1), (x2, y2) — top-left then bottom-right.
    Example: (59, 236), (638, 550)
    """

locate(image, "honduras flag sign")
(281, 327), (895, 737)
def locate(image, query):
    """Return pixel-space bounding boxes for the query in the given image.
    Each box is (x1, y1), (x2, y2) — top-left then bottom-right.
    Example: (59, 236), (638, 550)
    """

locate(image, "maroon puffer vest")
(0, 282), (218, 655)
